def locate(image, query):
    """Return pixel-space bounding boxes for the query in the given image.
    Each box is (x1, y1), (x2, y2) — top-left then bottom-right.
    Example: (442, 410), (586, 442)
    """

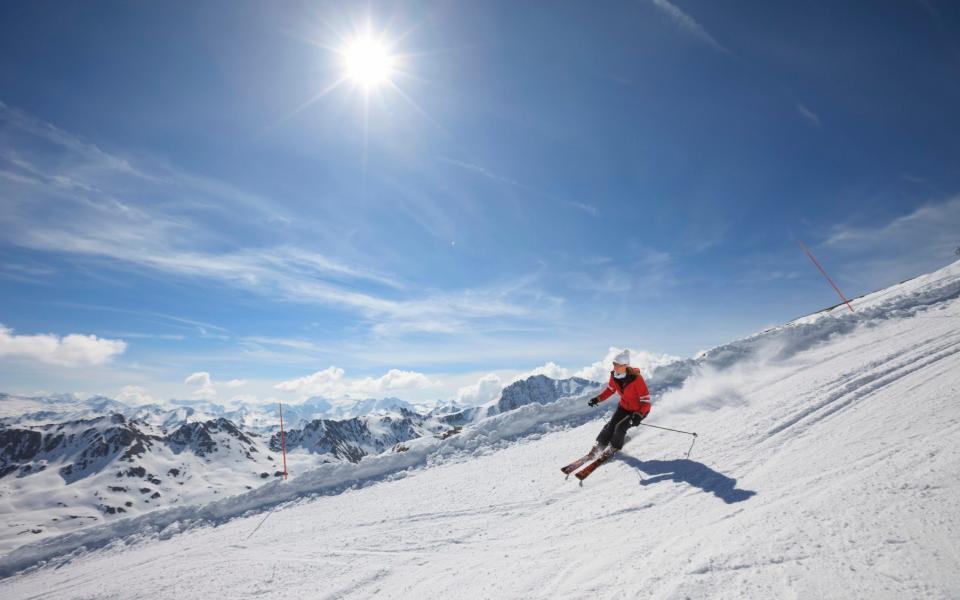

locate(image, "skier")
(585, 349), (651, 459)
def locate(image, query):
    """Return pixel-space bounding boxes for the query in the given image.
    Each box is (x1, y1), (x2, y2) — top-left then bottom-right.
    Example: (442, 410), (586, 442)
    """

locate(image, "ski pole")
(637, 422), (699, 459)
(279, 402), (288, 480)
(637, 422), (696, 436)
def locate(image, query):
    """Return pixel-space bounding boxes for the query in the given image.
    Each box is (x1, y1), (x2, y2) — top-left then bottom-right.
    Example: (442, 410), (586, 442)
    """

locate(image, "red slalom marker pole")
(279, 402), (288, 480)
(799, 240), (855, 313)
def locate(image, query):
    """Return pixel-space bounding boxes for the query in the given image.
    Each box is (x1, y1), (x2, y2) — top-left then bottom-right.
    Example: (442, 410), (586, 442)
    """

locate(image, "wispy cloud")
(242, 336), (320, 351)
(0, 260), (57, 285)
(107, 332), (187, 341)
(569, 202), (599, 217)
(824, 196), (960, 249)
(564, 269), (633, 293)
(0, 104), (554, 337)
(649, 0), (732, 55)
(581, 256), (613, 266)
(0, 102), (294, 226)
(821, 195), (960, 286)
(438, 156), (526, 189)
(737, 260), (804, 286)
(440, 157), (597, 222)
(901, 174), (928, 185)
(49, 303), (232, 336)
(368, 275), (565, 338)
(0, 101), (157, 182)
(797, 103), (822, 127)
(563, 248), (677, 296)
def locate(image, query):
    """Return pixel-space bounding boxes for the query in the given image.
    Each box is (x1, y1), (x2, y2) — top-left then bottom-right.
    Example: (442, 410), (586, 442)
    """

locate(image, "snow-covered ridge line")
(648, 260), (960, 395)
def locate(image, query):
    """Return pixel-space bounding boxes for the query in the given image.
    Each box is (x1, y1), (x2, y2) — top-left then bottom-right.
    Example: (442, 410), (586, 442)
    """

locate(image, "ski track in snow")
(2, 262), (960, 598)
(766, 329), (960, 438)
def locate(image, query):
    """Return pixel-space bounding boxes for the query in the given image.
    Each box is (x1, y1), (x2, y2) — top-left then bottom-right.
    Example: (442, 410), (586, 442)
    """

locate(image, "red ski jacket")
(597, 367), (651, 415)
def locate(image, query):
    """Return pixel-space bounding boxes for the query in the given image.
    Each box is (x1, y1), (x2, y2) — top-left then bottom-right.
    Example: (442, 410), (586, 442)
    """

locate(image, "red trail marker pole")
(799, 240), (855, 313)
(279, 402), (288, 480)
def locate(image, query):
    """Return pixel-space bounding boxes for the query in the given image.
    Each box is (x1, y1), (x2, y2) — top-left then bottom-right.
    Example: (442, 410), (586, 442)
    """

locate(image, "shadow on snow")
(617, 455), (757, 504)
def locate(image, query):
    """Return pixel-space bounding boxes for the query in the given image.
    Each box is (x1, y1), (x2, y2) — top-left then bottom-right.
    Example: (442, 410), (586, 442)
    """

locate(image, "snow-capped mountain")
(277, 408), (449, 463)
(0, 394), (130, 426)
(329, 396), (420, 419)
(493, 374), (596, 413)
(2, 260), (959, 597)
(0, 395), (225, 430)
(439, 374), (598, 425)
(0, 413), (283, 553)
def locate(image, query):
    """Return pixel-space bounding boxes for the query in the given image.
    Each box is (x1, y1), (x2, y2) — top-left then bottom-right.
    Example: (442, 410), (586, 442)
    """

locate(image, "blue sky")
(1, 0), (959, 407)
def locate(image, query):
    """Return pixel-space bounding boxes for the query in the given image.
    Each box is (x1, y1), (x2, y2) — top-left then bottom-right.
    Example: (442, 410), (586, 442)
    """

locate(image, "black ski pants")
(596, 405), (640, 449)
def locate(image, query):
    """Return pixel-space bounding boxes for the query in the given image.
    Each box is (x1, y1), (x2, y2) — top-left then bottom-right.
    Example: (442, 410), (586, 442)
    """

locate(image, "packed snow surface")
(2, 261), (960, 598)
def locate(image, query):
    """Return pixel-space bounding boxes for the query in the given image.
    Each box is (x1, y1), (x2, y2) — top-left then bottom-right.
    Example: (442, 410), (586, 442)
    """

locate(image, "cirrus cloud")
(821, 195), (960, 287)
(650, 0), (731, 55)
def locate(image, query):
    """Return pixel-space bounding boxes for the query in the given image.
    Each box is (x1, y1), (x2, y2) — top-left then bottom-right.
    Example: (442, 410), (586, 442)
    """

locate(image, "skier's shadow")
(618, 455), (756, 504)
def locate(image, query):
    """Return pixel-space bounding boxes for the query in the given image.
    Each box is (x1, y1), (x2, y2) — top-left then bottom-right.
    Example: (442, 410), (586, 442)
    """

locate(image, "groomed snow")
(2, 261), (960, 598)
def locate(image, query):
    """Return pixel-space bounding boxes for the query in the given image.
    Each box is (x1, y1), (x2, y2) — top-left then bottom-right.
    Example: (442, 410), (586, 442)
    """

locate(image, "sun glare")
(343, 36), (395, 89)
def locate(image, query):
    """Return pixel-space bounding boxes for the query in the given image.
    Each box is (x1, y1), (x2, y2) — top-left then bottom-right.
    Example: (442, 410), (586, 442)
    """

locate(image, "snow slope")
(2, 261), (960, 598)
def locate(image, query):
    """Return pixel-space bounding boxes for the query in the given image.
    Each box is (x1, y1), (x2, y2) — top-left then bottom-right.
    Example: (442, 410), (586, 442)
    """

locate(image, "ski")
(574, 449), (617, 483)
(560, 453), (594, 476)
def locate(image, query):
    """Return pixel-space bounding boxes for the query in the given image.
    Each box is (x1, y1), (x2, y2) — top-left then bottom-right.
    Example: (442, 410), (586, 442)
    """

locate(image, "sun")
(272, 23), (416, 130)
(342, 35), (395, 89)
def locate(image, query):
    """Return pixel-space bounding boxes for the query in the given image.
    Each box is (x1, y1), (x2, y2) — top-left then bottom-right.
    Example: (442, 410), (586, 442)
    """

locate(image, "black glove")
(587, 396), (600, 407)
(629, 412), (646, 426)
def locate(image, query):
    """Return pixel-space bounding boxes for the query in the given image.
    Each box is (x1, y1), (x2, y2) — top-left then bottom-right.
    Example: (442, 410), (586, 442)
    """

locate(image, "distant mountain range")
(0, 392), (437, 433)
(0, 374), (602, 554)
